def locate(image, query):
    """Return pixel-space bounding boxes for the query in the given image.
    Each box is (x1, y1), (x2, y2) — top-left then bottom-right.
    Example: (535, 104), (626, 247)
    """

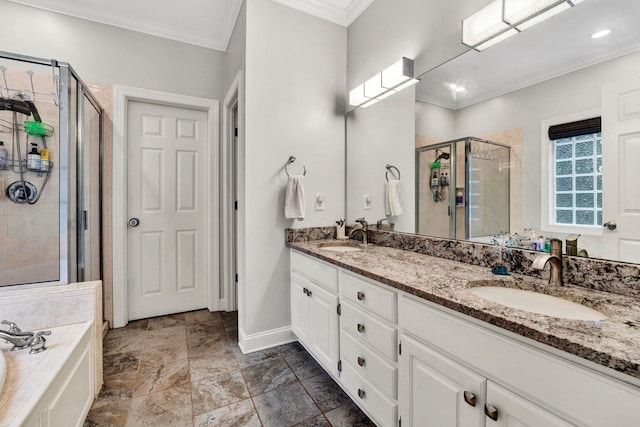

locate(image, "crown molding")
(7, 0), (242, 52)
(272, 0), (373, 27)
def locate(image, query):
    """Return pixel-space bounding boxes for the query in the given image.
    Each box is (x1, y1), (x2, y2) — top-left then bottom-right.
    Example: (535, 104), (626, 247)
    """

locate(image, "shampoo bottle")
(0, 141), (7, 168)
(27, 143), (40, 170)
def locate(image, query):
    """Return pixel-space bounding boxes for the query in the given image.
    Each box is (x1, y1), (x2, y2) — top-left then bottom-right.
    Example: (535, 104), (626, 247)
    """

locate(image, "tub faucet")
(350, 217), (368, 247)
(0, 330), (34, 351)
(532, 238), (563, 286)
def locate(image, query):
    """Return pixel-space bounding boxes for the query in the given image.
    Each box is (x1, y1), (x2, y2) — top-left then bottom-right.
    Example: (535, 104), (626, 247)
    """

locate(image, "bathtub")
(0, 322), (94, 427)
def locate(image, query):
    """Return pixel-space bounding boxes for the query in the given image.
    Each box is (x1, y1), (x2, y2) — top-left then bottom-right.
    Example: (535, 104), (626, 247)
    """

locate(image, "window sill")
(541, 224), (603, 237)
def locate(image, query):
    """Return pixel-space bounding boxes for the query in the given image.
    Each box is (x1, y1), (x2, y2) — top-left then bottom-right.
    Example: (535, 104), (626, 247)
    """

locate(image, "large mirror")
(346, 0), (640, 263)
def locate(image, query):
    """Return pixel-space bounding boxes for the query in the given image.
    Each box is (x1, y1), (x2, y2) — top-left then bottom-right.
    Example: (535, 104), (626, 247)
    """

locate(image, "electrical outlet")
(364, 195), (372, 210)
(315, 194), (325, 211)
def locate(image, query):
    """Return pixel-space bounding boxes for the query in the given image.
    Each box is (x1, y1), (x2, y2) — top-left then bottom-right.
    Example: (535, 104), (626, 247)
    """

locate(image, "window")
(549, 117), (602, 228)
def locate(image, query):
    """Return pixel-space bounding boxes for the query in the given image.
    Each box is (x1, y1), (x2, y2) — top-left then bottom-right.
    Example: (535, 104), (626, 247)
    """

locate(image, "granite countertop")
(288, 240), (640, 382)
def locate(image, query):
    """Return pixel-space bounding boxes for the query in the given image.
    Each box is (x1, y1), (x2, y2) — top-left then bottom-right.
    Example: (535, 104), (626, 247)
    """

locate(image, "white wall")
(346, 88), (416, 231)
(224, 0), (247, 92)
(415, 101), (455, 140)
(0, 0), (228, 99)
(241, 0), (346, 349)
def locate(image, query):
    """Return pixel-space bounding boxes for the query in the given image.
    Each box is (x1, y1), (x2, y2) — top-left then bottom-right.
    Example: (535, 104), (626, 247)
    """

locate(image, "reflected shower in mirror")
(346, 0), (640, 263)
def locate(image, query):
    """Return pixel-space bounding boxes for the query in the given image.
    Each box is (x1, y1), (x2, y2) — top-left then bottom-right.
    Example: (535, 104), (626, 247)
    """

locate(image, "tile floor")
(84, 310), (375, 427)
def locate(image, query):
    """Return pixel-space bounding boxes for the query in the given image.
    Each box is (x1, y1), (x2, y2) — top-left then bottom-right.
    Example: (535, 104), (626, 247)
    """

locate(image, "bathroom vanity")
(288, 239), (640, 427)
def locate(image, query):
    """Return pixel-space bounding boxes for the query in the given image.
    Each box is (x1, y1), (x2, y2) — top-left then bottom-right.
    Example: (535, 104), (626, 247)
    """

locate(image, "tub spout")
(0, 331), (34, 351)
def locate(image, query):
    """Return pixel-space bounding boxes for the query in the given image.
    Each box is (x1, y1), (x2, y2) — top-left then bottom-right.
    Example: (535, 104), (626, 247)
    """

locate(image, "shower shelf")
(0, 159), (53, 172)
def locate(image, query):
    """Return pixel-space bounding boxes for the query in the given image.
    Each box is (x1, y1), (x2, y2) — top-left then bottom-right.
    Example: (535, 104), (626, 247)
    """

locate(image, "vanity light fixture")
(592, 29), (611, 39)
(463, 0), (583, 51)
(349, 57), (419, 108)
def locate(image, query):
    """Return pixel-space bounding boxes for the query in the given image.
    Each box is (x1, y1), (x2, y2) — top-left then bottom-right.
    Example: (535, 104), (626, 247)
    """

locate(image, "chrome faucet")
(0, 330), (34, 351)
(349, 217), (369, 247)
(532, 238), (563, 286)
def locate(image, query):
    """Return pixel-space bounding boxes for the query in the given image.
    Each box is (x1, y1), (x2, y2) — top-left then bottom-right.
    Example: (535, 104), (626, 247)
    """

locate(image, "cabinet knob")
(484, 403), (499, 421)
(357, 356), (366, 367)
(357, 291), (365, 301)
(357, 388), (366, 399)
(303, 287), (308, 295)
(307, 289), (312, 297)
(463, 391), (477, 407)
(357, 323), (365, 333)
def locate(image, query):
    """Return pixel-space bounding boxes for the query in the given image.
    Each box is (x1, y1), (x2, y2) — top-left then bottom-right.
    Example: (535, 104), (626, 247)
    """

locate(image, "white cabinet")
(485, 382), (573, 427)
(290, 254), (340, 378)
(399, 334), (485, 427)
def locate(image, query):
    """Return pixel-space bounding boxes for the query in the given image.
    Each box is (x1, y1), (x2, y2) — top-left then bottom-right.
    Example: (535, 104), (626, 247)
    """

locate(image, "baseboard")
(101, 321), (109, 340)
(237, 325), (297, 354)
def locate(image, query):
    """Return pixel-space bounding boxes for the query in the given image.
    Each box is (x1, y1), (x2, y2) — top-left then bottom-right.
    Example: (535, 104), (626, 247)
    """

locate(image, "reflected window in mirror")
(542, 114), (602, 234)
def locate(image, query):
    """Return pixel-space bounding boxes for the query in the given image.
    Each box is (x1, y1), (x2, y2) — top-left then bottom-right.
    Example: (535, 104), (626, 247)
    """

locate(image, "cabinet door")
(291, 273), (311, 345)
(308, 281), (340, 377)
(399, 334), (486, 427)
(485, 382), (574, 427)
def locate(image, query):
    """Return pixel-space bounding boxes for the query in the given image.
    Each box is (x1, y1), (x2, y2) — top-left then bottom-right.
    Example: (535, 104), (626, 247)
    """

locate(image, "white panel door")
(602, 75), (640, 263)
(399, 334), (485, 427)
(127, 101), (209, 320)
(308, 281), (340, 378)
(291, 273), (311, 344)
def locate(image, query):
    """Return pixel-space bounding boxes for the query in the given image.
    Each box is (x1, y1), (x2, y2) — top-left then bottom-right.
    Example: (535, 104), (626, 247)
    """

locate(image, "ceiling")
(416, 0), (640, 110)
(7, 0), (374, 52)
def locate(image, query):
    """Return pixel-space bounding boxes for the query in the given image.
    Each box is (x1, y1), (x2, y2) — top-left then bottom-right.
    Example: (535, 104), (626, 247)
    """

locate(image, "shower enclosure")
(416, 137), (510, 241)
(0, 51), (103, 287)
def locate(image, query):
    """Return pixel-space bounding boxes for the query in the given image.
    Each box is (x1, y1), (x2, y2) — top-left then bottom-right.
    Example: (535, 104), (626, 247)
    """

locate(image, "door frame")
(221, 71), (244, 313)
(112, 85), (220, 328)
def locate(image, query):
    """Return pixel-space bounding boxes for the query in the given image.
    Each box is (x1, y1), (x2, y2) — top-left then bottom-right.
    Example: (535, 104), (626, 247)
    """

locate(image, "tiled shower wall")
(0, 66), (60, 286)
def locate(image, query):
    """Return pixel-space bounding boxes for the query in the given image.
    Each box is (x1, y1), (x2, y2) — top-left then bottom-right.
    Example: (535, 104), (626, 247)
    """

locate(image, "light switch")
(315, 194), (325, 211)
(364, 194), (372, 210)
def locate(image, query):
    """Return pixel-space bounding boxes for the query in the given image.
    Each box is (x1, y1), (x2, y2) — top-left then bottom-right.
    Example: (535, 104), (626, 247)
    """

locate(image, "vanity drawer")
(290, 251), (338, 292)
(341, 301), (397, 361)
(341, 328), (397, 399)
(340, 358), (397, 427)
(340, 271), (396, 323)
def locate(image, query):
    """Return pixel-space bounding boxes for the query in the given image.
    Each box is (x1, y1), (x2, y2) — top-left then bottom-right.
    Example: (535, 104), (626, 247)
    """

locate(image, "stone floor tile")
(84, 397), (131, 427)
(187, 330), (230, 358)
(276, 341), (305, 357)
(284, 350), (324, 380)
(190, 353), (239, 383)
(126, 384), (193, 427)
(193, 398), (262, 427)
(133, 358), (190, 397)
(191, 370), (250, 416)
(301, 373), (351, 413)
(233, 347), (280, 368)
(323, 401), (376, 427)
(253, 382), (320, 427)
(185, 309), (222, 324)
(98, 371), (138, 400)
(147, 313), (186, 330)
(293, 414), (331, 426)
(241, 358), (298, 396)
(103, 351), (140, 377)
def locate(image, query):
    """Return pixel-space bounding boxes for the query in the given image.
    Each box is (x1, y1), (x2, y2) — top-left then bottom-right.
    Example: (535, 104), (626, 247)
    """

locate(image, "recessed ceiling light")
(592, 29), (611, 39)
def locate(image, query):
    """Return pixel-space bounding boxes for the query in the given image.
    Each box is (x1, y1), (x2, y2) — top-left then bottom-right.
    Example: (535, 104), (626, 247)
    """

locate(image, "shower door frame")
(0, 51), (103, 288)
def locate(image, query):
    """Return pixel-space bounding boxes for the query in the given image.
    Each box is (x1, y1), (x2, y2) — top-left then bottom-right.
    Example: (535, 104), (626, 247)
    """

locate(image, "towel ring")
(285, 155), (306, 177)
(385, 164), (400, 182)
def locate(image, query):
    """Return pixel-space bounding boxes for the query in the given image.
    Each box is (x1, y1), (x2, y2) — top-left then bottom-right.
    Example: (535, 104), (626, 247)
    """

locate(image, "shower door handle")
(128, 217), (140, 228)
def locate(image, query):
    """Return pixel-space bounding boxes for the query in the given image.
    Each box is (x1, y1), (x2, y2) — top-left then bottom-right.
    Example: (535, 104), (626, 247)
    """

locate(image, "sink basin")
(318, 241), (364, 252)
(469, 286), (607, 321)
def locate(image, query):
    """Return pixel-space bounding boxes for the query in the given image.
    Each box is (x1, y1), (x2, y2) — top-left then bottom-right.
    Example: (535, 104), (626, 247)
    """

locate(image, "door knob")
(603, 221), (617, 231)
(128, 217), (140, 227)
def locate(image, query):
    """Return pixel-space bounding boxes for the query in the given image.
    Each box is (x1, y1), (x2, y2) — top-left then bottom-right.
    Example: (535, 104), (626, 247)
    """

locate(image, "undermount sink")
(318, 241), (364, 252)
(469, 285), (607, 321)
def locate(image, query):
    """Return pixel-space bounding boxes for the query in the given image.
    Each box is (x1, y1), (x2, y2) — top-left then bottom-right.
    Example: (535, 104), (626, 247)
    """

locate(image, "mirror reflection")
(346, 0), (640, 264)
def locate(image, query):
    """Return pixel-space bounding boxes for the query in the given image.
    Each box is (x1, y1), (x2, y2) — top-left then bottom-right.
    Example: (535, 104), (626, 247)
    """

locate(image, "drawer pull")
(484, 403), (499, 421)
(463, 391), (476, 407)
(307, 289), (312, 297)
(357, 291), (365, 301)
(357, 323), (365, 333)
(357, 356), (366, 367)
(357, 388), (366, 399)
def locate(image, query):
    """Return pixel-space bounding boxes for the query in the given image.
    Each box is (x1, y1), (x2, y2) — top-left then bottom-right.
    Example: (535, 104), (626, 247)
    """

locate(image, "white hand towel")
(285, 175), (305, 221)
(385, 179), (403, 216)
